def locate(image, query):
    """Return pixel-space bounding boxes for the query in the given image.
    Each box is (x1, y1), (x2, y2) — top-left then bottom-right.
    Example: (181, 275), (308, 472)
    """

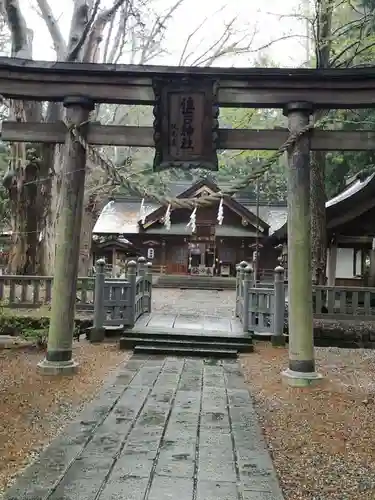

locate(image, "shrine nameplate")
(152, 78), (219, 171)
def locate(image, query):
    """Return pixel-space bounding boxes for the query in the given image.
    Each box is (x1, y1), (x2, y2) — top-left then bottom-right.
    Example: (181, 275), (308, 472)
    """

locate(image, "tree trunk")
(78, 202), (97, 276)
(39, 142), (64, 275)
(310, 0), (334, 285)
(5, 0), (163, 277)
(310, 149), (327, 284)
(37, 1), (119, 277)
(4, 2), (46, 275)
(7, 141), (28, 274)
(6, 101), (44, 275)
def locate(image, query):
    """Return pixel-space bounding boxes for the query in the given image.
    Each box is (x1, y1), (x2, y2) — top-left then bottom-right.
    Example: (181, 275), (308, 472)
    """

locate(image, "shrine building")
(92, 177), (287, 277)
(270, 171), (375, 286)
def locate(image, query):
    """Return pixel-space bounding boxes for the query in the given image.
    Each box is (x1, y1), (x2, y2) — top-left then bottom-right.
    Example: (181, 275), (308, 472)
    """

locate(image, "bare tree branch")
(138, 0), (183, 64)
(331, 13), (370, 37)
(35, 0), (66, 58)
(178, 16), (208, 65)
(0, 1), (6, 18)
(335, 40), (375, 68)
(82, 0), (128, 62)
(67, 0), (101, 62)
(178, 6), (239, 66)
(3, 0), (30, 57)
(102, 8), (116, 62)
(106, 2), (131, 64)
(329, 38), (361, 66)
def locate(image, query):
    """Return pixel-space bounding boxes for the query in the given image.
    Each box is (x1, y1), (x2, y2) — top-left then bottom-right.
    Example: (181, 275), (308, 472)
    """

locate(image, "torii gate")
(2, 57), (375, 385)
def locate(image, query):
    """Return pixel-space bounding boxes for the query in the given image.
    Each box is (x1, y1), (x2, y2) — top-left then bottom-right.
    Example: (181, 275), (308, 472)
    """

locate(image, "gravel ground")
(3, 289), (375, 499)
(241, 342), (375, 500)
(0, 342), (130, 494)
(151, 289), (236, 316)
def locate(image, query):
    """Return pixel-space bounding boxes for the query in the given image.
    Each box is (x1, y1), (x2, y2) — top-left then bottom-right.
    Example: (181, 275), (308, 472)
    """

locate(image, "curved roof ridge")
(326, 172), (375, 208)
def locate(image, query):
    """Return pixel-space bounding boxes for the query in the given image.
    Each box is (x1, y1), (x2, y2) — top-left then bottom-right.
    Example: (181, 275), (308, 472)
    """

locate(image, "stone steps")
(155, 275), (236, 290)
(133, 345), (238, 358)
(120, 336), (253, 353)
(122, 326), (252, 344)
(120, 328), (253, 357)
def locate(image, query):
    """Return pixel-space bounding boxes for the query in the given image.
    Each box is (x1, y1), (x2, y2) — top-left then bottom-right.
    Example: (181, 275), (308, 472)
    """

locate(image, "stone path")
(135, 312), (244, 335)
(3, 355), (284, 500)
(151, 289), (236, 317)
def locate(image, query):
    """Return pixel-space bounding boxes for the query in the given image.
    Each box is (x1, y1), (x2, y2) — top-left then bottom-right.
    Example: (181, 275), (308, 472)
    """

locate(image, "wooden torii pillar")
(281, 102), (322, 387)
(37, 96), (94, 375)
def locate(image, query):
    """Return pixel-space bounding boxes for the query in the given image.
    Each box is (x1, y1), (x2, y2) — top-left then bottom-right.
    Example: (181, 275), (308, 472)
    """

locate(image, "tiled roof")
(270, 171), (375, 241)
(242, 204), (287, 235)
(93, 200), (158, 234)
(326, 172), (375, 207)
(93, 199), (287, 236)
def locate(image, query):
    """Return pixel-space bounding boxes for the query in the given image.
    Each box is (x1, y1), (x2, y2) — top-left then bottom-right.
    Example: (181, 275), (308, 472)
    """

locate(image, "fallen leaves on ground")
(0, 341), (129, 493)
(241, 343), (375, 500)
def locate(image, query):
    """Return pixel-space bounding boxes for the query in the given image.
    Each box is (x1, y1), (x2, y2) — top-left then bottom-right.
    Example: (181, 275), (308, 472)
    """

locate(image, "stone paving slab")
(134, 313), (243, 334)
(2, 354), (284, 500)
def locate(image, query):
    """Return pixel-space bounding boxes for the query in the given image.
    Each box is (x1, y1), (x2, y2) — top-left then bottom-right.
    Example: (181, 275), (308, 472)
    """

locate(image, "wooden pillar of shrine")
(369, 238), (375, 287)
(326, 242), (337, 286)
(281, 102), (322, 387)
(112, 247), (117, 277)
(161, 239), (166, 274)
(38, 96), (94, 375)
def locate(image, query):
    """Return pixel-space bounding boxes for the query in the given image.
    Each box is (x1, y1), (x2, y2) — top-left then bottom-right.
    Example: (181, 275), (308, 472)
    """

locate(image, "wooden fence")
(235, 261), (375, 338)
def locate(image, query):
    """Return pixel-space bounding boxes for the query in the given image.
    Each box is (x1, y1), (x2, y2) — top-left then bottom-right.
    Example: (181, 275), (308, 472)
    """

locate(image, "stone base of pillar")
(271, 335), (286, 347)
(37, 358), (79, 375)
(281, 368), (323, 387)
(89, 327), (105, 343)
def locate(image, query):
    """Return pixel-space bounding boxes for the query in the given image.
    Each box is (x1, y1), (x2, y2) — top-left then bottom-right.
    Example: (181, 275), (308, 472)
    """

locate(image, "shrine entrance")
(188, 221), (216, 276)
(188, 242), (215, 276)
(3, 58), (375, 382)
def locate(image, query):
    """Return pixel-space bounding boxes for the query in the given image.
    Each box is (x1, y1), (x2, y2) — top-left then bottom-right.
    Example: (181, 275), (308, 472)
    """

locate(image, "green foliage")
(0, 306), (48, 348)
(211, 1), (375, 203)
(313, 1), (375, 196)
(114, 160), (171, 197)
(110, 79), (375, 205)
(324, 108), (375, 197)
(216, 106), (287, 202)
(0, 310), (91, 342)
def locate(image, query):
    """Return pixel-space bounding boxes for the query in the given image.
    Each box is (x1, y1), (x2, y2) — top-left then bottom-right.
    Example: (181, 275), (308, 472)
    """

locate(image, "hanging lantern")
(217, 197), (224, 225)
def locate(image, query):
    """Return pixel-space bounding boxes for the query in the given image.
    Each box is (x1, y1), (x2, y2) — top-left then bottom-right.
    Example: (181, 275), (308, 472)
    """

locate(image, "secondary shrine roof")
(270, 170), (375, 242)
(326, 172), (375, 207)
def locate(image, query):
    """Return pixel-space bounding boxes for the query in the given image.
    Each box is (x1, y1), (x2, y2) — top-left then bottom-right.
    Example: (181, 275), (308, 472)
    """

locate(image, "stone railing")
(313, 285), (375, 320)
(135, 262), (152, 322)
(236, 261), (375, 341)
(236, 262), (285, 346)
(91, 256), (152, 341)
(0, 256), (152, 340)
(0, 275), (94, 311)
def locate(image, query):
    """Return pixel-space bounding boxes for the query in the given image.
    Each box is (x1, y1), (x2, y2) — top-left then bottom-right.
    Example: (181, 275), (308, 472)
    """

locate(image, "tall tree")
(310, 0), (334, 285)
(278, 0), (375, 283)
(1, 0), (184, 274)
(1, 0), (259, 275)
